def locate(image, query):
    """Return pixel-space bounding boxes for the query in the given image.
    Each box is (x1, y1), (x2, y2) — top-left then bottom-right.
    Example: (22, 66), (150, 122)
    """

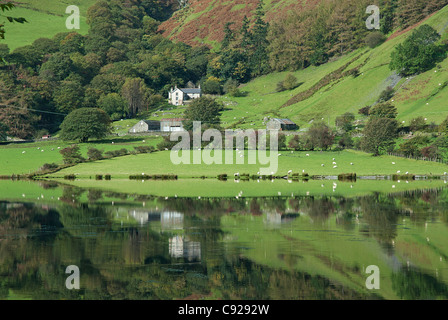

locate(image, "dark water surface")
(0, 180), (448, 300)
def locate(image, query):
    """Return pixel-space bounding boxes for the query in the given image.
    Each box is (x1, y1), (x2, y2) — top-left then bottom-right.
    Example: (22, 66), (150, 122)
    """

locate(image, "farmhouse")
(161, 118), (185, 132)
(129, 120), (161, 133)
(266, 118), (298, 131)
(168, 85), (201, 105)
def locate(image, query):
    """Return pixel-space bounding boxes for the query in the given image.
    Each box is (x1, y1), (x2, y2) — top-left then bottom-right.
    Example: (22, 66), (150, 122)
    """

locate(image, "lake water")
(0, 179), (447, 300)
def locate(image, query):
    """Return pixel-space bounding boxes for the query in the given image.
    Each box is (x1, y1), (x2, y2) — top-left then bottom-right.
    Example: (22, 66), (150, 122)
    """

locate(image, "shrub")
(134, 145), (154, 154)
(409, 116), (427, 132)
(276, 74), (299, 92)
(87, 147), (103, 160)
(60, 145), (85, 164)
(378, 86), (394, 103)
(217, 174), (228, 181)
(358, 106), (371, 116)
(40, 163), (59, 171)
(288, 135), (302, 151)
(338, 173), (357, 181)
(365, 31), (387, 48)
(104, 148), (128, 158)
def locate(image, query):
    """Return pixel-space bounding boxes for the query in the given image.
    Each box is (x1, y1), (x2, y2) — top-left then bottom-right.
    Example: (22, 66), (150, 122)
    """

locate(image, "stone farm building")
(128, 118), (185, 133)
(128, 120), (161, 133)
(161, 118), (185, 132)
(266, 118), (298, 131)
(168, 85), (201, 106)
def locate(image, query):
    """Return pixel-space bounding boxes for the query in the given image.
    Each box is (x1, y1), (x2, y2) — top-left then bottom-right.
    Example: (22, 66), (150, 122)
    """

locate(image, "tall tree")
(249, 0), (270, 77)
(121, 77), (148, 117)
(361, 117), (399, 156)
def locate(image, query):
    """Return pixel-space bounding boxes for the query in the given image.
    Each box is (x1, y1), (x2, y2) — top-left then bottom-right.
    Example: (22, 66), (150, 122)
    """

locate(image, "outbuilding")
(266, 118), (298, 131)
(161, 118), (185, 132)
(129, 120), (161, 133)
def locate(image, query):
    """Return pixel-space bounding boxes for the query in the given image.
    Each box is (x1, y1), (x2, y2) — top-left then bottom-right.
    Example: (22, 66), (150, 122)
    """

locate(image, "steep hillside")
(157, 0), (319, 49)
(210, 5), (448, 129)
(1, 0), (96, 50)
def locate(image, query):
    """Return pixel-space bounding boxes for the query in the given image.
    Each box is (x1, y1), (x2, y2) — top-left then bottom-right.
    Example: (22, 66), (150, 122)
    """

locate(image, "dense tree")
(39, 52), (75, 81)
(361, 117), (399, 156)
(0, 121), (8, 140)
(409, 116), (427, 132)
(398, 136), (429, 157)
(98, 93), (128, 120)
(53, 80), (85, 113)
(0, 105), (39, 139)
(390, 25), (447, 76)
(183, 97), (223, 131)
(304, 122), (335, 151)
(335, 112), (355, 132)
(369, 102), (398, 119)
(59, 108), (111, 142)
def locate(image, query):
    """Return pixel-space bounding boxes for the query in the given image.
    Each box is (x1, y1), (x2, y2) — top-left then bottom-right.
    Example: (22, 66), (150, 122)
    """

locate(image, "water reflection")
(0, 183), (447, 300)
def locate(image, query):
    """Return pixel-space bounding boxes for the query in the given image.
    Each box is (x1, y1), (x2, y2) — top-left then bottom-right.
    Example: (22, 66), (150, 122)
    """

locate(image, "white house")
(168, 85), (201, 106)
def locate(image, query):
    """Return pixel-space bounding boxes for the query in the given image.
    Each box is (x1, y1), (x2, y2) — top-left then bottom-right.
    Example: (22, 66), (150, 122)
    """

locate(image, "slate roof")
(272, 118), (296, 125)
(179, 88), (201, 94)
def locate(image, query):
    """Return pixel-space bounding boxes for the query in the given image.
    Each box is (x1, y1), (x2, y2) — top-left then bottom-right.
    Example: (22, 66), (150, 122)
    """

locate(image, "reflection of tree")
(60, 186), (86, 204)
(303, 197), (335, 222)
(392, 268), (448, 300)
(359, 194), (399, 249)
(207, 257), (371, 300)
(87, 189), (103, 202)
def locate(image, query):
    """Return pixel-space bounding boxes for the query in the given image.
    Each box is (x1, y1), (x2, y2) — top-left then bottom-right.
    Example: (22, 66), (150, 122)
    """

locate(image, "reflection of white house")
(266, 212), (282, 226)
(128, 210), (184, 227)
(169, 235), (201, 261)
(168, 86), (201, 106)
(161, 211), (184, 230)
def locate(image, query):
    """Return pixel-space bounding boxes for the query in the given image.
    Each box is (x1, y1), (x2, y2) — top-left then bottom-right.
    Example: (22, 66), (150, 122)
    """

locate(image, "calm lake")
(0, 179), (447, 300)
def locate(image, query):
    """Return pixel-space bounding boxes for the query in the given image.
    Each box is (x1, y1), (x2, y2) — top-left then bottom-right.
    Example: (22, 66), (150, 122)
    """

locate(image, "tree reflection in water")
(0, 185), (447, 300)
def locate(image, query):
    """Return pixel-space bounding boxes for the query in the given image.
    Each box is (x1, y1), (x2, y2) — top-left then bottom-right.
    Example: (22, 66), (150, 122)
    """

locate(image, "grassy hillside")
(205, 5), (448, 130)
(1, 0), (95, 50)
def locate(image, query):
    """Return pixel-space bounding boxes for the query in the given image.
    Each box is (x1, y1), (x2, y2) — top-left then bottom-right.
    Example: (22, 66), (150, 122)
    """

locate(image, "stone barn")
(266, 118), (298, 131)
(161, 118), (185, 132)
(129, 120), (161, 133)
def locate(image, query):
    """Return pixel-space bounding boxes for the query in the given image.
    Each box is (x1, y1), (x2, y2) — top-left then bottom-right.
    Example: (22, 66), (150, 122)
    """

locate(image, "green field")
(46, 148), (448, 179)
(0, 134), (162, 176)
(1, 0), (95, 50)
